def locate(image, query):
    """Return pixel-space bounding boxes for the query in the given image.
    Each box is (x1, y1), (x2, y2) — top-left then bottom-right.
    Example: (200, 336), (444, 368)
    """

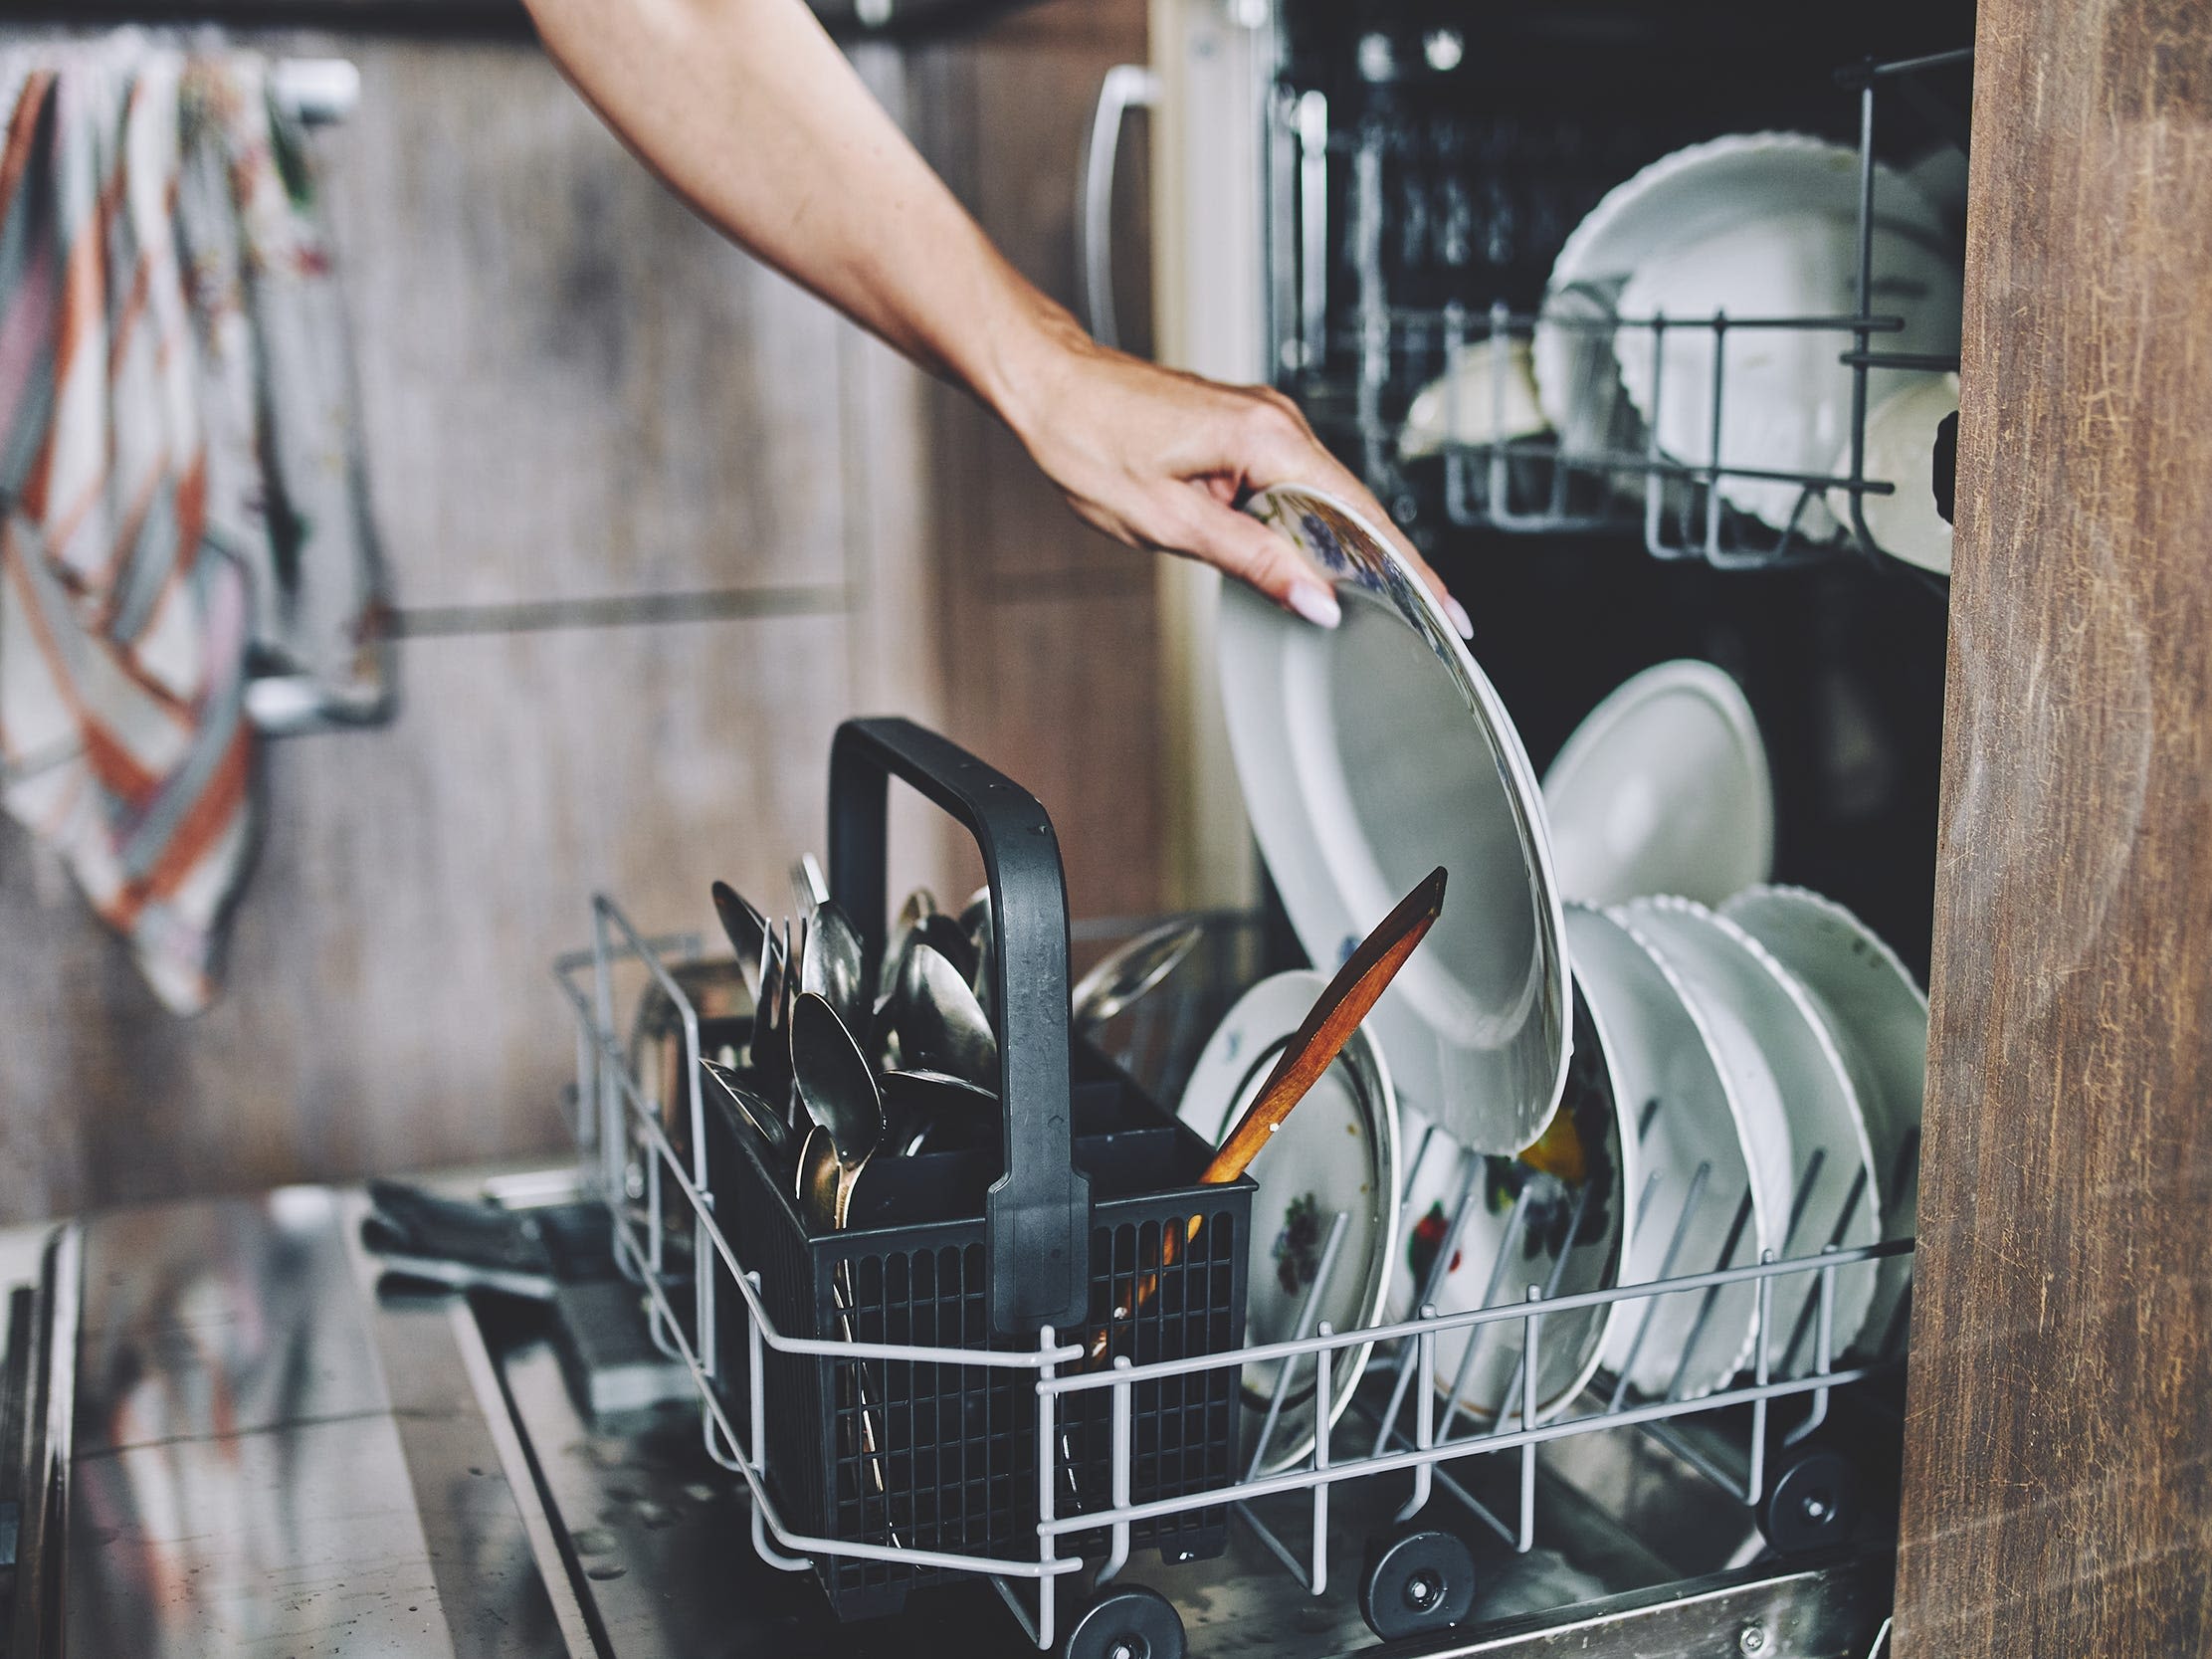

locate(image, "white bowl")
(1568, 904), (1787, 1399)
(1220, 484), (1571, 1155)
(1537, 132), (1960, 534)
(1176, 970), (1399, 1474)
(1721, 886), (1925, 1360)
(1387, 978), (1637, 1427)
(1619, 898), (1881, 1373)
(1541, 661), (1772, 908)
(1835, 370), (1958, 573)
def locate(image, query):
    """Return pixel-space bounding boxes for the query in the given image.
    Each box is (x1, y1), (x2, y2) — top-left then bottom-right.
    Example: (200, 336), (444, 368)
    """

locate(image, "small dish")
(1834, 370), (1958, 574)
(1398, 336), (1547, 461)
(1221, 483), (1571, 1155)
(1568, 905), (1785, 1400)
(1721, 886), (1925, 1360)
(1176, 970), (1399, 1475)
(1388, 980), (1635, 1427)
(1619, 898), (1881, 1373)
(1541, 661), (1772, 908)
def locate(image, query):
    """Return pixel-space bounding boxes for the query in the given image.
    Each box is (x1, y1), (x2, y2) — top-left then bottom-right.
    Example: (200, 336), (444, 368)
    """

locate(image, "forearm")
(523, 0), (1069, 421)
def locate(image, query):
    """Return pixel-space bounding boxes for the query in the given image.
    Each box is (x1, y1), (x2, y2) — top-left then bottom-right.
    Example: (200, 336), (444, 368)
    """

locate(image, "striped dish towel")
(0, 38), (383, 1013)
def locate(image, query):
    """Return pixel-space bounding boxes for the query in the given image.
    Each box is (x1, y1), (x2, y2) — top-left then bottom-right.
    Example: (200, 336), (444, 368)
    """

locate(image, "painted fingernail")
(1445, 596), (1474, 639)
(1288, 581), (1341, 629)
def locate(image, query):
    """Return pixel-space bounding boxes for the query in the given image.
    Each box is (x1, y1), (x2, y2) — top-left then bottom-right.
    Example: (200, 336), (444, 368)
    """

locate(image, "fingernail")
(1288, 581), (1341, 629)
(1445, 596), (1474, 639)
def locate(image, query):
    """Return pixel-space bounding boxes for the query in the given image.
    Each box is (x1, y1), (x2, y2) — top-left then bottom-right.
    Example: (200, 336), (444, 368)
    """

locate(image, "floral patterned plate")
(1175, 970), (1399, 1476)
(1219, 483), (1570, 1155)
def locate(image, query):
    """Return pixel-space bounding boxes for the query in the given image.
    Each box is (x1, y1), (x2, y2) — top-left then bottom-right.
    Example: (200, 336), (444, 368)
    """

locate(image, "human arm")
(519, 0), (1469, 631)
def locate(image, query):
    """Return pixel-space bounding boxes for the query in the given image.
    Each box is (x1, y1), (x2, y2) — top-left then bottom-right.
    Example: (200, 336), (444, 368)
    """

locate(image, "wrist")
(970, 290), (1091, 449)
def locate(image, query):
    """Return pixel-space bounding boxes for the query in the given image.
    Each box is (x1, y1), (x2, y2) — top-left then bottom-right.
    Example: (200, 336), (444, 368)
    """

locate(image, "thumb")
(1177, 493), (1343, 627)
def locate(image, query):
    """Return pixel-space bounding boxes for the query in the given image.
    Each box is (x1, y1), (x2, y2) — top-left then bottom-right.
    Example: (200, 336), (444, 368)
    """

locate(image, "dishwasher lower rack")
(553, 896), (1912, 1657)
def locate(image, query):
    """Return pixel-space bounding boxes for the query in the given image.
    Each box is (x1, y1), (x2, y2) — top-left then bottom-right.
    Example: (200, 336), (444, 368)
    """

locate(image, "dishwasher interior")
(0, 6), (1972, 1657)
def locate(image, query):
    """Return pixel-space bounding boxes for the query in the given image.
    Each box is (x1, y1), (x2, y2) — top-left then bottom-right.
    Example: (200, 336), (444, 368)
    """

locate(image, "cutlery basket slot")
(704, 718), (1253, 1622)
(705, 1091), (1250, 1620)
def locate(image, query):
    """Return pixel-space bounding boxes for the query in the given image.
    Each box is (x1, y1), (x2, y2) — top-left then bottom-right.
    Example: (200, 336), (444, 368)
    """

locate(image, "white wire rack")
(553, 895), (1912, 1651)
(1274, 50), (1971, 574)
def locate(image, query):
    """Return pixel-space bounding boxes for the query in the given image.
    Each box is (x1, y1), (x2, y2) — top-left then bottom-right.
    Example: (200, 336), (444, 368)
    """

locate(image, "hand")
(995, 313), (1474, 637)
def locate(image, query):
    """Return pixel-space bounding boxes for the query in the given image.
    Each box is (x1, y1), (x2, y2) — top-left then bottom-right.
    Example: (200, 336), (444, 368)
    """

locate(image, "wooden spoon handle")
(1088, 867), (1447, 1363)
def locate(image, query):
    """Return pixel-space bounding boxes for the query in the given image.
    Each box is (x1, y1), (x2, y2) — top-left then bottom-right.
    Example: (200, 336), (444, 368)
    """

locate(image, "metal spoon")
(897, 941), (999, 1090)
(882, 888), (939, 1001)
(789, 991), (902, 1514)
(801, 900), (870, 1040)
(708, 881), (771, 1004)
(702, 1057), (792, 1162)
(882, 1068), (998, 1157)
(790, 854), (828, 922)
(791, 991), (884, 1175)
(1072, 918), (1206, 1030)
(751, 923), (788, 1081)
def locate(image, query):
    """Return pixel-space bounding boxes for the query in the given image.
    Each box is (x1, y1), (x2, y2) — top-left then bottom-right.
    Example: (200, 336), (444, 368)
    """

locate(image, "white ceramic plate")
(1835, 370), (1957, 574)
(1536, 132), (1959, 533)
(1176, 970), (1399, 1475)
(1387, 981), (1636, 1427)
(1542, 661), (1772, 908)
(1220, 483), (1571, 1155)
(1721, 886), (1925, 1360)
(1568, 905), (1787, 1400)
(1619, 898), (1880, 1373)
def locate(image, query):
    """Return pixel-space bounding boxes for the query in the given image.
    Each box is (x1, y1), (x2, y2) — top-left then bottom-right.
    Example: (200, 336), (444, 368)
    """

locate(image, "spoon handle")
(1090, 867), (1446, 1364)
(1201, 866), (1446, 1187)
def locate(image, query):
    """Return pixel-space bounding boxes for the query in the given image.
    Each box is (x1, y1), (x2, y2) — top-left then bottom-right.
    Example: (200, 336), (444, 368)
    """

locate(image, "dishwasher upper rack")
(553, 894), (1912, 1655)
(1270, 48), (1971, 575)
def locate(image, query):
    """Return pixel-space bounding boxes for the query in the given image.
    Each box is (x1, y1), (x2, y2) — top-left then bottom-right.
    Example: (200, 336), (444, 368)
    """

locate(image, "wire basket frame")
(554, 895), (1913, 1650)
(1271, 49), (1971, 573)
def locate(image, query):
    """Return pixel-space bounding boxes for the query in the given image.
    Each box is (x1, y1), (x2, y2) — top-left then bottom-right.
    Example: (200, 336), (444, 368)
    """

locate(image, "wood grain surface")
(0, 5), (1163, 1222)
(1897, 2), (2212, 1652)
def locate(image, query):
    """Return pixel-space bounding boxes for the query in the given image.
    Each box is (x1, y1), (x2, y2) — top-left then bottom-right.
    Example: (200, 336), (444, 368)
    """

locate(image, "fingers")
(1226, 390), (1475, 641)
(1171, 491), (1342, 627)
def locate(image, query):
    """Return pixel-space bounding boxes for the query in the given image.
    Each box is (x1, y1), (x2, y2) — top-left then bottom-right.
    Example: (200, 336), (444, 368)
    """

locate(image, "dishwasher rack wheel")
(1063, 1584), (1186, 1659)
(1358, 1526), (1478, 1641)
(1759, 1439), (1859, 1557)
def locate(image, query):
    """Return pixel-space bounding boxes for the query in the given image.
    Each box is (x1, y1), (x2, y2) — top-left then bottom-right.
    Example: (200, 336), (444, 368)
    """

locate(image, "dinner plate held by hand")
(1619, 898), (1881, 1374)
(1176, 970), (1399, 1476)
(1388, 982), (1635, 1427)
(1542, 661), (1772, 909)
(1220, 483), (1571, 1156)
(1721, 886), (1925, 1361)
(1568, 905), (1786, 1401)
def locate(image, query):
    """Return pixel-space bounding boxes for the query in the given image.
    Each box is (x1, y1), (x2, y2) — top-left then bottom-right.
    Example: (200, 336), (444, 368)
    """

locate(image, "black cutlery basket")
(705, 718), (1252, 1622)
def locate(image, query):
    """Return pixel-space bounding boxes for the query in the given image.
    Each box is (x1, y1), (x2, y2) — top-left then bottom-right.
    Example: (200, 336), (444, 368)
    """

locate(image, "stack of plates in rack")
(1199, 486), (1926, 1440)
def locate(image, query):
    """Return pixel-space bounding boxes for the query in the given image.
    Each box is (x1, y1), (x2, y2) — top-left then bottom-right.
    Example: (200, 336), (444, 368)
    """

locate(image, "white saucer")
(1387, 979), (1636, 1427)
(1176, 970), (1399, 1474)
(1722, 886), (1925, 1360)
(1569, 905), (1786, 1400)
(1619, 898), (1880, 1373)
(1542, 661), (1772, 908)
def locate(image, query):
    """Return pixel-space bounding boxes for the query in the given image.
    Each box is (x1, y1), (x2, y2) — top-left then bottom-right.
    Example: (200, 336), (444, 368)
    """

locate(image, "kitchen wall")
(0, 0), (1162, 1223)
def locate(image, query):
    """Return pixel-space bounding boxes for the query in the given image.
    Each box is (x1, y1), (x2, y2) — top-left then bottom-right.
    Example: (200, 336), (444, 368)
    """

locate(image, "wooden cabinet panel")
(312, 37), (855, 612)
(0, 614), (860, 1217)
(1896, 1), (2212, 1652)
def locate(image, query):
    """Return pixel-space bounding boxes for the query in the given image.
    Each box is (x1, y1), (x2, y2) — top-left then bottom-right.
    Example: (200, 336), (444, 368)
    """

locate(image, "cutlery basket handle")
(828, 717), (1091, 1336)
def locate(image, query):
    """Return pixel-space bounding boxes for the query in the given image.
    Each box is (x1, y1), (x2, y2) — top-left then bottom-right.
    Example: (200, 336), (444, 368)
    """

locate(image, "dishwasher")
(0, 7), (1969, 1656)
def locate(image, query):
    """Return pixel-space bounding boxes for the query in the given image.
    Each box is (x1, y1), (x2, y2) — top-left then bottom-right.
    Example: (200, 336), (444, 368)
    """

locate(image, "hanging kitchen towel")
(0, 37), (386, 1013)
